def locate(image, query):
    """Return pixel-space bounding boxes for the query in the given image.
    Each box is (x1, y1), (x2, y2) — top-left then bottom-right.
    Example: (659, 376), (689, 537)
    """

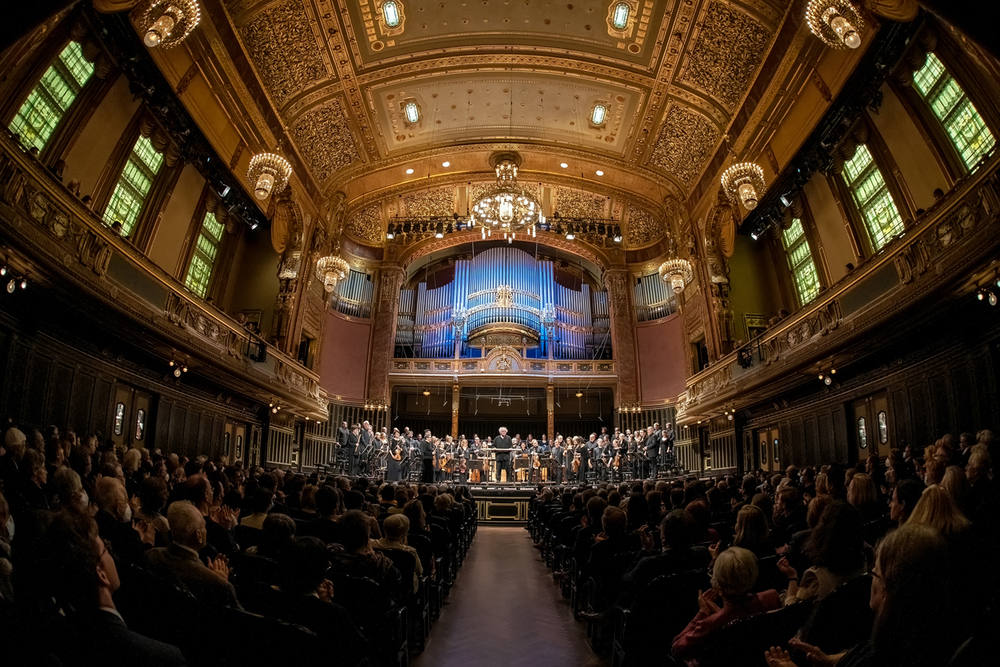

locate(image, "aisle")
(412, 526), (608, 667)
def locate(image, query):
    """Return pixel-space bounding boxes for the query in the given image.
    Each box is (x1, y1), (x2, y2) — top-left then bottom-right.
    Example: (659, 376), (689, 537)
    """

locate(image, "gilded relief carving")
(681, 2), (772, 110)
(555, 188), (608, 219)
(239, 0), (330, 106)
(402, 187), (456, 217)
(649, 105), (719, 186)
(346, 204), (383, 245)
(289, 99), (360, 183)
(625, 205), (661, 247)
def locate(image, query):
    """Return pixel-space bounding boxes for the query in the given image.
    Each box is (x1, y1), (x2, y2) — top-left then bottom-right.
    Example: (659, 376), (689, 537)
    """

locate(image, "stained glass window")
(842, 144), (904, 252)
(383, 1), (401, 28)
(612, 3), (630, 30)
(9, 41), (94, 153)
(781, 218), (820, 306)
(184, 211), (225, 298)
(103, 135), (164, 238)
(913, 52), (995, 170)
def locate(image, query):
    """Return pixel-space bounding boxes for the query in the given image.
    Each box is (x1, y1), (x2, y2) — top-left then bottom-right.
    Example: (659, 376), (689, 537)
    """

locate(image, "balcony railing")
(0, 132), (328, 419)
(389, 357), (616, 379)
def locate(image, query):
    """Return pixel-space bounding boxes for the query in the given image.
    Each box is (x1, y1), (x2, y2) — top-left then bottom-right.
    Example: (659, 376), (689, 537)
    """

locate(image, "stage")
(472, 487), (535, 524)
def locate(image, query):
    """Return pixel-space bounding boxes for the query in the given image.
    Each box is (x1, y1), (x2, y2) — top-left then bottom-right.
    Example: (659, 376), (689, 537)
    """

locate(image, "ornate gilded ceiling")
(212, 0), (794, 247)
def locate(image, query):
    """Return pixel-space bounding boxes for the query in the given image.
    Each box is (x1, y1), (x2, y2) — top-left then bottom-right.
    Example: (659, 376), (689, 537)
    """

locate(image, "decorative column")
(542, 304), (556, 360)
(547, 383), (555, 443)
(452, 307), (466, 359)
(604, 267), (639, 403)
(366, 264), (405, 404)
(452, 383), (461, 439)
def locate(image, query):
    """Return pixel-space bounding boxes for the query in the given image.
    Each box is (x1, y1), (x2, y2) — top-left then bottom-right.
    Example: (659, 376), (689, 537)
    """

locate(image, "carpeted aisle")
(411, 526), (608, 667)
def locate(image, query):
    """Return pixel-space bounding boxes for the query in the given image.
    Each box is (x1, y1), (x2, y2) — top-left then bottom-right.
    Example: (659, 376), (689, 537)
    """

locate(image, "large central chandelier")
(806, 0), (864, 50)
(140, 0), (202, 49)
(469, 153), (542, 242)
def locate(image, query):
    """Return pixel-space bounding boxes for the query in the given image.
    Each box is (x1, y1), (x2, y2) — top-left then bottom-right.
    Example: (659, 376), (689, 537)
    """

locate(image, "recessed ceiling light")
(406, 168), (414, 174)
(596, 170), (604, 176)
(442, 161), (451, 168)
(560, 162), (568, 168)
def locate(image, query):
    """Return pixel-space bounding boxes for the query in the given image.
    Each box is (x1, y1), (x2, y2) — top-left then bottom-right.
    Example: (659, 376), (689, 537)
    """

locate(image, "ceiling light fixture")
(659, 258), (694, 293)
(140, 0), (201, 49)
(806, 0), (863, 50)
(442, 161), (451, 168)
(315, 246), (350, 292)
(406, 168), (414, 174)
(247, 148), (292, 201)
(469, 152), (543, 239)
(595, 170), (604, 176)
(721, 161), (766, 211)
(560, 162), (568, 168)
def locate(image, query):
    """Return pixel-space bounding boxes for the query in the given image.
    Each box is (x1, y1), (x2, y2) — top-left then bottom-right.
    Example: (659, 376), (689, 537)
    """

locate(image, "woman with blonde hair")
(814, 472), (830, 497)
(907, 484), (971, 539)
(847, 472), (881, 524)
(731, 504), (773, 559)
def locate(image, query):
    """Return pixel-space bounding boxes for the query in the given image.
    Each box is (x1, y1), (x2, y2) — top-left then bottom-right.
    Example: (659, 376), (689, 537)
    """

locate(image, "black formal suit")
(358, 428), (373, 475)
(53, 609), (188, 666)
(493, 434), (513, 482)
(336, 426), (350, 465)
(644, 433), (659, 476)
(95, 510), (150, 566)
(421, 438), (436, 483)
(144, 543), (242, 609)
(347, 430), (360, 476)
(661, 427), (675, 464)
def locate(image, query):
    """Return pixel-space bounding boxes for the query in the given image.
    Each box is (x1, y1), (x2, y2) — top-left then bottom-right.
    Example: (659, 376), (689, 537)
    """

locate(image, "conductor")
(493, 426), (513, 483)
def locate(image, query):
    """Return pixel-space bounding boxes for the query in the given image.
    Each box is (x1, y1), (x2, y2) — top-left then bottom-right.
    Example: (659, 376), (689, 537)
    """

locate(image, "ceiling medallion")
(469, 152), (542, 243)
(315, 254), (350, 292)
(140, 0), (202, 49)
(247, 150), (292, 201)
(806, 0), (864, 50)
(721, 161), (766, 211)
(658, 258), (694, 293)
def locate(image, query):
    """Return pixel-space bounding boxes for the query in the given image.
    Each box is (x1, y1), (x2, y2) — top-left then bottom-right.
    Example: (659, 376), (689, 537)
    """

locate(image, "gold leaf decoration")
(626, 206), (661, 247)
(403, 188), (456, 217)
(649, 106), (719, 185)
(555, 187), (607, 218)
(289, 99), (359, 183)
(347, 204), (382, 245)
(682, 2), (772, 110)
(239, 0), (329, 106)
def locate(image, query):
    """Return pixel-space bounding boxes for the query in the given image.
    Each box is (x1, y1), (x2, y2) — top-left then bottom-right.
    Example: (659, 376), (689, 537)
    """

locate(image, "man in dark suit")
(347, 424), (360, 476)
(144, 501), (242, 609)
(358, 420), (374, 476)
(643, 426), (659, 478)
(336, 420), (350, 469)
(661, 422), (675, 467)
(37, 512), (187, 665)
(421, 432), (436, 483)
(493, 426), (513, 483)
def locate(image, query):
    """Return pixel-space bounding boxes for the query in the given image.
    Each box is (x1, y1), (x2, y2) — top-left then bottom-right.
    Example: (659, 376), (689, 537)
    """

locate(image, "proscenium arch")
(397, 230), (612, 280)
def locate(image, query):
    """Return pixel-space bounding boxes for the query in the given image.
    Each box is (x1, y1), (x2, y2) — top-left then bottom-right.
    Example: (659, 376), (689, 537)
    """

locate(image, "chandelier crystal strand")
(315, 255), (350, 292)
(247, 151), (292, 201)
(806, 0), (864, 50)
(658, 258), (694, 293)
(469, 153), (544, 235)
(721, 161), (766, 211)
(141, 0), (202, 49)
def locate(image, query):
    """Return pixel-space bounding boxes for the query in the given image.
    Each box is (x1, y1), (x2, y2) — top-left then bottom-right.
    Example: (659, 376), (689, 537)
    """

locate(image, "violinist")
(386, 428), (403, 482)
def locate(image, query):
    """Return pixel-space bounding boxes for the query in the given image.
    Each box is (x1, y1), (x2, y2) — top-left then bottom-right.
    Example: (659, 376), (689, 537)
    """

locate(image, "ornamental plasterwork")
(402, 187), (456, 217)
(289, 99), (360, 184)
(626, 205), (661, 247)
(648, 105), (719, 186)
(365, 0), (405, 41)
(346, 204), (383, 245)
(238, 0), (330, 107)
(606, 0), (640, 40)
(555, 188), (608, 219)
(681, 2), (772, 110)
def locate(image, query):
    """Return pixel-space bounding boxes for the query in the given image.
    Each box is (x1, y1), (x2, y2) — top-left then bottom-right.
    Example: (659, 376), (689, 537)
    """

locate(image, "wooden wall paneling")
(817, 412), (834, 463)
(182, 408), (200, 458)
(69, 372), (96, 434)
(907, 381), (930, 446)
(93, 377), (114, 437)
(971, 346), (998, 431)
(789, 419), (805, 468)
(197, 411), (214, 459)
(169, 401), (187, 456)
(25, 349), (51, 427)
(832, 405), (849, 463)
(5, 340), (30, 421)
(928, 372), (954, 439)
(803, 415), (819, 464)
(51, 361), (75, 429)
(891, 387), (909, 447)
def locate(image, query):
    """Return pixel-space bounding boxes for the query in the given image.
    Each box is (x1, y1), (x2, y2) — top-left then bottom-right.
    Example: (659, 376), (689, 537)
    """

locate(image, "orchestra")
(330, 421), (680, 485)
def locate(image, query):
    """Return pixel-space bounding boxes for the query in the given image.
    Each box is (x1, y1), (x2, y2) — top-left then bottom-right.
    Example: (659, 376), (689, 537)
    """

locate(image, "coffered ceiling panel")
(368, 71), (643, 157)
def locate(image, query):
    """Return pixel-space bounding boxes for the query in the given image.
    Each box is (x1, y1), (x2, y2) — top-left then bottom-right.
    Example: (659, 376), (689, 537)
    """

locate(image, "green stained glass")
(913, 52), (995, 170)
(184, 211), (224, 299)
(103, 135), (163, 237)
(781, 218), (821, 306)
(842, 145), (904, 252)
(9, 41), (94, 152)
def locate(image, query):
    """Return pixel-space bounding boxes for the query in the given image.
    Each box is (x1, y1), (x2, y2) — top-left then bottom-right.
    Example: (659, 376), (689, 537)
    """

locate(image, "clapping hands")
(208, 554), (230, 581)
(211, 505), (240, 530)
(697, 589), (721, 615)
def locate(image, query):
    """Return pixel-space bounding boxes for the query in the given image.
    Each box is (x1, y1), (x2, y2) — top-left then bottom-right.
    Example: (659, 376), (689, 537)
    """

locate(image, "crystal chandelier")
(315, 255), (350, 292)
(659, 258), (694, 293)
(140, 0), (202, 49)
(247, 151), (292, 201)
(469, 153), (542, 242)
(806, 0), (864, 50)
(721, 161), (766, 211)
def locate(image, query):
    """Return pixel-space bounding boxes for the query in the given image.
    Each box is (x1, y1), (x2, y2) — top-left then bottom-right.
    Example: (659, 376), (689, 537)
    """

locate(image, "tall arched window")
(103, 135), (164, 238)
(841, 144), (904, 252)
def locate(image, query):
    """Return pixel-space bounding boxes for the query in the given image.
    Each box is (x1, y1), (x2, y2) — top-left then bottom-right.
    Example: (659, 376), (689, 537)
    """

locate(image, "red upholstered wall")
(635, 313), (687, 402)
(318, 312), (372, 401)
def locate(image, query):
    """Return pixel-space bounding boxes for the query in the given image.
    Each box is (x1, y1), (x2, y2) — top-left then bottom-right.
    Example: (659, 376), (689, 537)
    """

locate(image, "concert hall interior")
(2, 1), (1000, 666)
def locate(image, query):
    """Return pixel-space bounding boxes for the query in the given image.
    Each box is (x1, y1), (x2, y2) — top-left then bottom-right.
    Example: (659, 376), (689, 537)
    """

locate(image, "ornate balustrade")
(677, 157), (1000, 424)
(389, 351), (615, 381)
(0, 132), (328, 419)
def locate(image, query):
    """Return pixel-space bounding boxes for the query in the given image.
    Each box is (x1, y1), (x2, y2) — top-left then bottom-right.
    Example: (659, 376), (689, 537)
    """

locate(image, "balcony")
(0, 132), (328, 419)
(676, 156), (1000, 424)
(388, 353), (616, 384)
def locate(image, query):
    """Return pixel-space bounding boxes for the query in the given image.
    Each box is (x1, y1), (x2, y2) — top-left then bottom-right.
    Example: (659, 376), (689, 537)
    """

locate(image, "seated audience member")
(888, 478), (924, 527)
(780, 494), (832, 574)
(620, 510), (711, 605)
(328, 509), (401, 590)
(25, 511), (187, 665)
(571, 496), (608, 565)
(766, 525), (957, 667)
(51, 466), (91, 515)
(672, 546), (781, 665)
(239, 488), (274, 530)
(143, 500), (241, 609)
(727, 504), (774, 560)
(388, 487), (409, 515)
(777, 501), (866, 606)
(11, 449), (49, 515)
(180, 474), (239, 557)
(135, 476), (171, 546)
(94, 476), (152, 564)
(246, 513), (297, 564)
(402, 498), (434, 575)
(374, 514), (424, 593)
(0, 491), (12, 600)
(301, 485), (343, 545)
(772, 485), (807, 548)
(584, 505), (636, 611)
(940, 465), (975, 518)
(847, 473), (882, 523)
